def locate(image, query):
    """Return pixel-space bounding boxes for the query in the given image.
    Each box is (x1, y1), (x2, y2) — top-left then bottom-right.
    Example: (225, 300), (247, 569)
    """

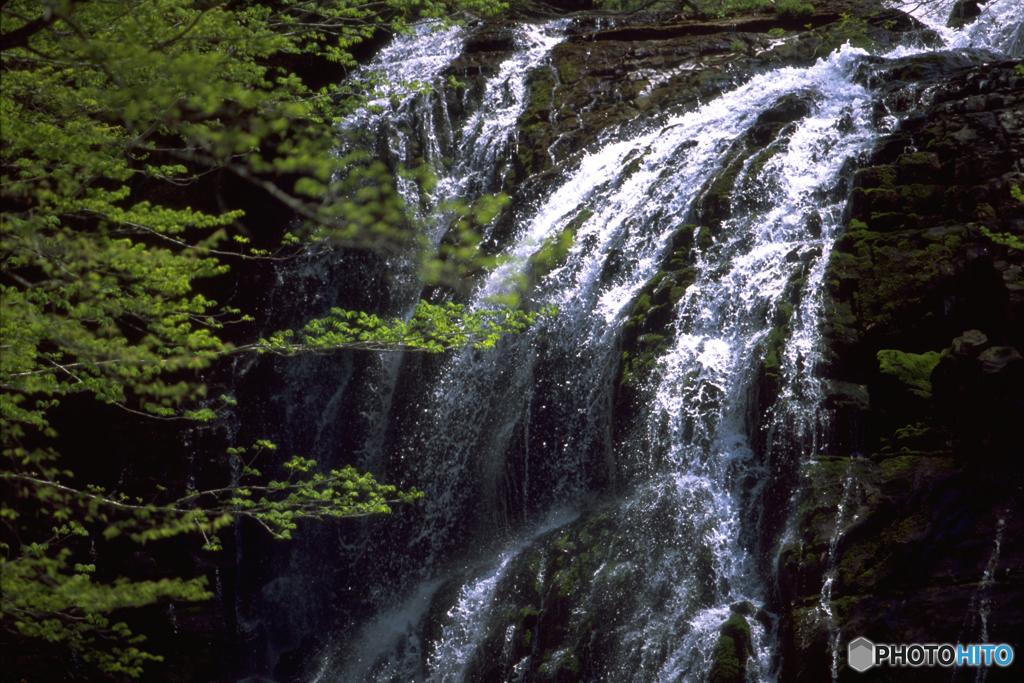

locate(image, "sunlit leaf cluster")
(252, 300), (553, 353)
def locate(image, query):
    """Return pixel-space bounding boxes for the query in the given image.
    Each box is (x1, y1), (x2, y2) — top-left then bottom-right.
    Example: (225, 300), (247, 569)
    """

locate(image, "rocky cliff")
(437, 3), (1023, 682)
(780, 38), (1023, 683)
(177, 3), (1022, 681)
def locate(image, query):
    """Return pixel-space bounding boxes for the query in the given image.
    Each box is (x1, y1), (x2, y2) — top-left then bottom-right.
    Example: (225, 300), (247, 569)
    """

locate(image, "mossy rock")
(796, 457), (874, 551)
(459, 509), (626, 682)
(619, 225), (704, 390)
(821, 223), (1004, 359)
(537, 648), (582, 681)
(555, 53), (581, 85)
(785, 603), (833, 683)
(879, 422), (951, 454)
(708, 614), (751, 683)
(876, 349), (941, 399)
(696, 225), (714, 251)
(834, 506), (933, 597)
(849, 186), (900, 220)
(520, 69), (554, 131)
(789, 452), (957, 600)
(854, 165), (898, 190)
(700, 152), (750, 225)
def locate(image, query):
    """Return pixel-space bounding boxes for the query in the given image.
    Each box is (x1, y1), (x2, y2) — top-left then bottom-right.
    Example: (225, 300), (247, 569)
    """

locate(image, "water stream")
(235, 2), (1022, 680)
(334, 25), (879, 683)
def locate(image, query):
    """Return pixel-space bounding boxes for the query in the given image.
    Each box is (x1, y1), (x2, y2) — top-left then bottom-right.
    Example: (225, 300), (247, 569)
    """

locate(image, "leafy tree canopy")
(0, 0), (557, 677)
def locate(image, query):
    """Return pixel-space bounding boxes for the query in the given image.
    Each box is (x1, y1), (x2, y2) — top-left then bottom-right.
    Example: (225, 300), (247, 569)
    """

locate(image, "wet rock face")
(421, 9), (1023, 682)
(439, 3), (933, 200)
(428, 502), (723, 683)
(439, 7), (1021, 680)
(778, 42), (1024, 683)
(932, 330), (1024, 460)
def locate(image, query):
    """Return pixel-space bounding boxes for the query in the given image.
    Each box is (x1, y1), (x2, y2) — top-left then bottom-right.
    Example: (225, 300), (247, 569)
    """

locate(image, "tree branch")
(1, 11), (58, 51)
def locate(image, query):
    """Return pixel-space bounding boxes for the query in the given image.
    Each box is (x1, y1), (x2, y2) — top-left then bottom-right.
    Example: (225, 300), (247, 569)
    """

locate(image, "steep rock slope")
(778, 51), (1023, 683)
(219, 4), (1022, 681)
(405, 3), (1023, 683)
(461, 5), (1024, 682)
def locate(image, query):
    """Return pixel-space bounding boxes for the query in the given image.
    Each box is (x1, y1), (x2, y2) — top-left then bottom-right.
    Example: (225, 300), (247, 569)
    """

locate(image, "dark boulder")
(948, 0), (987, 29)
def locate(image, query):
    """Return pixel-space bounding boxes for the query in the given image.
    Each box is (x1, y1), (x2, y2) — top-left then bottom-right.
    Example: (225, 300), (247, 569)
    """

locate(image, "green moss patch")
(877, 349), (941, 399)
(708, 614), (752, 683)
(854, 165), (898, 190)
(620, 225), (703, 389)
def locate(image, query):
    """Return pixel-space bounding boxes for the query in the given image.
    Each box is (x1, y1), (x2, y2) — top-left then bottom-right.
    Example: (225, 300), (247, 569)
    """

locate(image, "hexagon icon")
(848, 637), (875, 672)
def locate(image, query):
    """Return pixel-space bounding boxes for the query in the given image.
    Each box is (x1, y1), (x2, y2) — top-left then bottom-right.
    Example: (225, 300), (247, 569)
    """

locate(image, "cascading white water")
(301, 2), (1022, 681)
(328, 31), (879, 683)
(893, 0), (1024, 57)
(500, 43), (878, 683)
(347, 21), (566, 219)
(339, 23), (570, 484)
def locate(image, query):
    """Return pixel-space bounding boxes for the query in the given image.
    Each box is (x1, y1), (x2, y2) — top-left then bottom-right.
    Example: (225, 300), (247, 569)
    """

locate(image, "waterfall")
(235, 2), (1022, 680)
(330, 31), (876, 683)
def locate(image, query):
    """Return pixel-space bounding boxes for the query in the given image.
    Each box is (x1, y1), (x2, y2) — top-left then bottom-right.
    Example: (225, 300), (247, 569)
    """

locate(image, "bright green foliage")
(0, 446), (424, 675)
(2, 544), (210, 677)
(420, 192), (513, 286)
(980, 225), (1024, 249)
(718, 0), (774, 14)
(1, 0), (526, 677)
(208, 452), (427, 543)
(256, 301), (555, 354)
(1, 431), (442, 663)
(1, 0), (507, 267)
